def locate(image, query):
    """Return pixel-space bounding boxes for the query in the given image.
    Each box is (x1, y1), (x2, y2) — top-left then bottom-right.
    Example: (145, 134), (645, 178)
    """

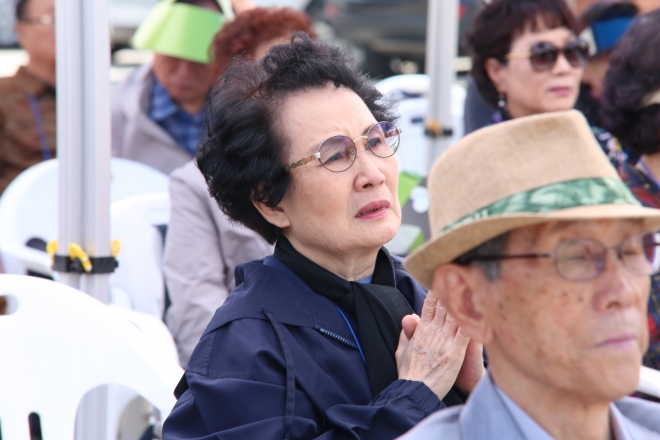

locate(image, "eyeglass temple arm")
(457, 253), (552, 264)
(503, 52), (532, 60)
(285, 152), (321, 171)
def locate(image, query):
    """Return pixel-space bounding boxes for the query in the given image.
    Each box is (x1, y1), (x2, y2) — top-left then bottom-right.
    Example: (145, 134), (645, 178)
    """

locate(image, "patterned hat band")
(439, 177), (641, 235)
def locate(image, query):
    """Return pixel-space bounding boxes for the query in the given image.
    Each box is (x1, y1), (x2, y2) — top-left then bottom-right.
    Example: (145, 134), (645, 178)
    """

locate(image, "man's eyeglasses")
(21, 12), (55, 26)
(285, 121), (401, 173)
(504, 39), (590, 72)
(456, 232), (660, 282)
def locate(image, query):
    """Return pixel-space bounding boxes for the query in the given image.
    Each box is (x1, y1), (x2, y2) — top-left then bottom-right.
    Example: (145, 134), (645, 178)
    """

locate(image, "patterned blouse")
(619, 161), (660, 370)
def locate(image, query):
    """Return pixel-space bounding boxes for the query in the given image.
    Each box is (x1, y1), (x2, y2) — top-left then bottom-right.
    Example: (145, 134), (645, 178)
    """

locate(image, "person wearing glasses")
(163, 7), (316, 368)
(466, 0), (625, 168)
(399, 110), (660, 440)
(601, 10), (660, 373)
(0, 0), (55, 196)
(162, 34), (484, 439)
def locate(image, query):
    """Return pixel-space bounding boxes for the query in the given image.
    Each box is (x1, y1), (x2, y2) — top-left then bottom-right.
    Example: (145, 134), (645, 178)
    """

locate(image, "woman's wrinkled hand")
(395, 289), (484, 399)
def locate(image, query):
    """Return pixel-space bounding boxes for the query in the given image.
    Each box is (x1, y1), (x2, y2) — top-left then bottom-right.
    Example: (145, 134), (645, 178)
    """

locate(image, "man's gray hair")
(453, 232), (509, 281)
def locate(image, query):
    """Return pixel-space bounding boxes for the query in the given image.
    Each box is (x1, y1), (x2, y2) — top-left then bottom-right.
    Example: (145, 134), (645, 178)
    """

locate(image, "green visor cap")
(132, 0), (226, 64)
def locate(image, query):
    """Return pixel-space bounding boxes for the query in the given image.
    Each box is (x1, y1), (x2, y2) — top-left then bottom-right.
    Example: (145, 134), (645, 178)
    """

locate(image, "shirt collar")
(610, 403), (634, 440)
(150, 78), (180, 121)
(492, 376), (555, 440)
(492, 374), (631, 440)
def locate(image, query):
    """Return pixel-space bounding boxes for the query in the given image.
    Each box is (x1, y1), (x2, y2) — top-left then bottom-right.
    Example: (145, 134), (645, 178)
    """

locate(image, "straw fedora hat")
(404, 110), (660, 288)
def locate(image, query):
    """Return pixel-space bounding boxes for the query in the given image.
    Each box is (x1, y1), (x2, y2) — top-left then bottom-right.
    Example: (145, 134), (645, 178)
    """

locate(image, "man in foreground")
(401, 110), (660, 439)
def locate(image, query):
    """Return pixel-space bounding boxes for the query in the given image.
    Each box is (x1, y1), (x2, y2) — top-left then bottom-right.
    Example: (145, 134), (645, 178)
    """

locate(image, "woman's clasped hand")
(396, 289), (485, 399)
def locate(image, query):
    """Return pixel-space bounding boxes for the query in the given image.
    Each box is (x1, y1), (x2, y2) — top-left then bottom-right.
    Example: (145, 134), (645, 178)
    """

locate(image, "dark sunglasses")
(504, 39), (590, 72)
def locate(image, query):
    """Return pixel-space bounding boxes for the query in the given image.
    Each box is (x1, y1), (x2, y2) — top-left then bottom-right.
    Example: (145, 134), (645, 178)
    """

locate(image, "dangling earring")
(498, 92), (506, 109)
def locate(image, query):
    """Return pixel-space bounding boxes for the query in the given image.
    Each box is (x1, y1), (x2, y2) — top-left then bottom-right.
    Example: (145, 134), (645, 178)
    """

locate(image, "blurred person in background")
(466, 0), (624, 168)
(600, 9), (660, 372)
(111, 0), (236, 175)
(163, 34), (483, 439)
(164, 6), (315, 368)
(0, 0), (55, 195)
(576, 1), (638, 128)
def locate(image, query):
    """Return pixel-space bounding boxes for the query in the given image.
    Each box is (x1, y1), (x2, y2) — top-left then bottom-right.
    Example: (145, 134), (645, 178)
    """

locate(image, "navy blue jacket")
(163, 255), (443, 439)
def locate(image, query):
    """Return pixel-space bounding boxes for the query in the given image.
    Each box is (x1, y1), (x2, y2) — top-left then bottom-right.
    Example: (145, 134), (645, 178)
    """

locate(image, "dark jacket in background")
(163, 255), (445, 439)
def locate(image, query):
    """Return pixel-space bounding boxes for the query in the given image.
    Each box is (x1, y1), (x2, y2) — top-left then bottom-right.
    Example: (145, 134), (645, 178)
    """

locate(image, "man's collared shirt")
(149, 78), (206, 156)
(493, 374), (632, 439)
(0, 66), (56, 195)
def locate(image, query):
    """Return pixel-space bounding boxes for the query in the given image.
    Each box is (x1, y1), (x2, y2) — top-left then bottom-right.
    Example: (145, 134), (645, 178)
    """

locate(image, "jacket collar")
(116, 59), (156, 120)
(203, 257), (358, 344)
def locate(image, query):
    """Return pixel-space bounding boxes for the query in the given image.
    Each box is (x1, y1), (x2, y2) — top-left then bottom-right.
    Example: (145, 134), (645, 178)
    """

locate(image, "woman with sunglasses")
(467, 0), (625, 168)
(162, 34), (484, 439)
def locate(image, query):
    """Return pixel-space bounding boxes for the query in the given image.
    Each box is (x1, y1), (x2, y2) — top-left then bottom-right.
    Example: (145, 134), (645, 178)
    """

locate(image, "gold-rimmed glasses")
(285, 121), (402, 172)
(21, 12), (55, 26)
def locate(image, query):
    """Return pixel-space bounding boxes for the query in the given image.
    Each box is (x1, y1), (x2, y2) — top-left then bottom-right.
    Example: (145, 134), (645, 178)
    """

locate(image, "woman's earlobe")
(252, 199), (291, 229)
(485, 58), (506, 93)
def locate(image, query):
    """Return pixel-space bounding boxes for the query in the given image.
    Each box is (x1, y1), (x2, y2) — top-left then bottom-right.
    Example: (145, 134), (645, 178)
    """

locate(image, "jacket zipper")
(315, 326), (358, 350)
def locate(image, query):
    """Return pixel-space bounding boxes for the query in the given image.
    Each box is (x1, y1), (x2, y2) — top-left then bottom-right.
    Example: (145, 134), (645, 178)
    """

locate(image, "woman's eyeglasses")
(285, 121), (401, 173)
(456, 232), (660, 282)
(20, 12), (55, 26)
(504, 39), (590, 72)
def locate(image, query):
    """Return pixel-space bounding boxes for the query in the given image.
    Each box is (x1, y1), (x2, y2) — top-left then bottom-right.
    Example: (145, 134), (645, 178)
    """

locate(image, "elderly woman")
(600, 9), (660, 371)
(162, 34), (484, 439)
(163, 7), (316, 368)
(467, 0), (624, 167)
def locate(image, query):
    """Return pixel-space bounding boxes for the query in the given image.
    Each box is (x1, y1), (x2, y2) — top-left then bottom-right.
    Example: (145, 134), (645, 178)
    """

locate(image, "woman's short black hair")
(196, 32), (395, 244)
(467, 0), (579, 108)
(600, 10), (660, 155)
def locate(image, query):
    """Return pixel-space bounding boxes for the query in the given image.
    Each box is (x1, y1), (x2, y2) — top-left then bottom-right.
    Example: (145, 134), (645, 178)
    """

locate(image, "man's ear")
(252, 198), (291, 230)
(484, 57), (507, 95)
(431, 264), (493, 344)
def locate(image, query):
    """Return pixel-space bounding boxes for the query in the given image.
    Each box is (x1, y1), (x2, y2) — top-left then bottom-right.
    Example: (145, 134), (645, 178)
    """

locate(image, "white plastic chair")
(110, 192), (170, 318)
(375, 74), (430, 103)
(638, 366), (660, 397)
(392, 98), (430, 177)
(0, 274), (182, 440)
(375, 74), (467, 170)
(0, 158), (169, 276)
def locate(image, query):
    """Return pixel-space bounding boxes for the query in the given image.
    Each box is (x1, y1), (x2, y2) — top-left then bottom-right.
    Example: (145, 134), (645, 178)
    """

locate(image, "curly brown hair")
(213, 7), (316, 72)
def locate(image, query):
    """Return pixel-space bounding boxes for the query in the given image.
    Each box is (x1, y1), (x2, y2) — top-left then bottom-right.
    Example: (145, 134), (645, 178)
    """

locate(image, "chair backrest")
(375, 74), (467, 175)
(639, 366), (660, 398)
(0, 275), (182, 440)
(109, 193), (170, 317)
(376, 74), (430, 103)
(0, 158), (169, 276)
(393, 98), (430, 177)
